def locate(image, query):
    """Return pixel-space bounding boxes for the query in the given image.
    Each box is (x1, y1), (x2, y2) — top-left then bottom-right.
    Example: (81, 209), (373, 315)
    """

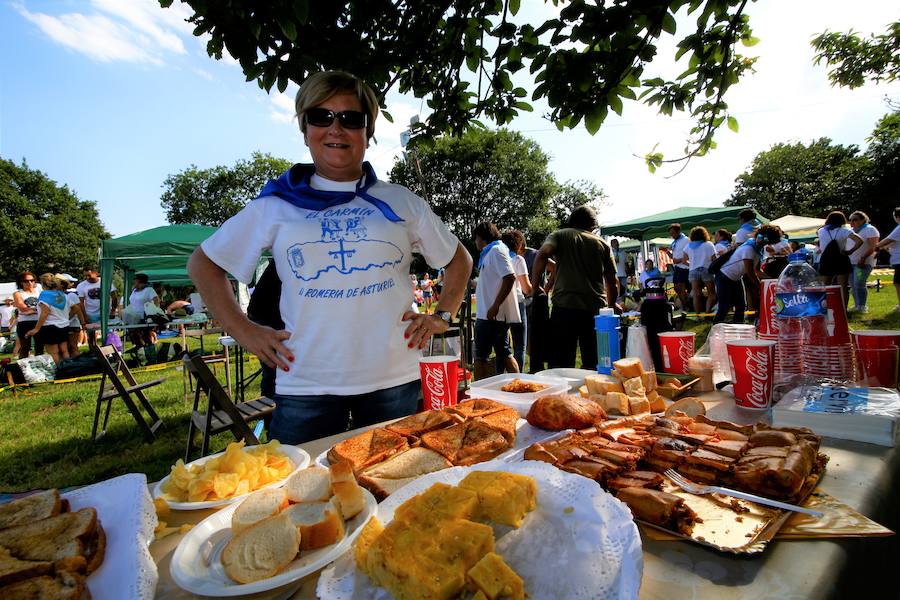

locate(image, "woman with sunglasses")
(13, 271), (43, 359)
(189, 71), (472, 445)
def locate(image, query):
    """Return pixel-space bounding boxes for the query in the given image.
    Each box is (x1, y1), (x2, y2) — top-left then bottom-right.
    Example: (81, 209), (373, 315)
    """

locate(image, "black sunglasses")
(304, 107), (367, 130)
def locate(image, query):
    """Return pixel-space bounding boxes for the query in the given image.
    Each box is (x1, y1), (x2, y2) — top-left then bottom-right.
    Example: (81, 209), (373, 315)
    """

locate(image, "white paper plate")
(63, 473), (158, 600)
(317, 460), (643, 600)
(171, 488), (376, 596)
(153, 445), (310, 510)
(534, 368), (598, 391)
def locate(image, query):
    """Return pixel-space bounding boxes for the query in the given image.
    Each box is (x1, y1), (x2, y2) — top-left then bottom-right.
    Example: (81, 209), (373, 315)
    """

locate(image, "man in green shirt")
(530, 205), (619, 370)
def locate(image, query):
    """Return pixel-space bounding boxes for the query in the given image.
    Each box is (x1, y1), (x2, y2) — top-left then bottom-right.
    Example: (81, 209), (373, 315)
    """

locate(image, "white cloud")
(15, 0), (198, 65)
(269, 89), (297, 124)
(191, 67), (215, 81)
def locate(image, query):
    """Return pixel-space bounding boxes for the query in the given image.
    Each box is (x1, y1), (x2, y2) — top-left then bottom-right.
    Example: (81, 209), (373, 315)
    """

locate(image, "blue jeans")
(268, 380), (420, 445)
(503, 301), (527, 373)
(850, 264), (873, 308)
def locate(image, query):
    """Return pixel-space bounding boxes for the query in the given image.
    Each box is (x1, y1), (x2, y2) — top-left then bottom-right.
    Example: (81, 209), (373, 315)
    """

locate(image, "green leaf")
(466, 54), (479, 72)
(727, 115), (739, 133)
(293, 0), (309, 25)
(741, 36), (760, 47)
(509, 0), (521, 16)
(278, 19), (297, 41)
(585, 105), (607, 135)
(662, 13), (676, 35)
(609, 94), (623, 116)
(380, 109), (394, 123)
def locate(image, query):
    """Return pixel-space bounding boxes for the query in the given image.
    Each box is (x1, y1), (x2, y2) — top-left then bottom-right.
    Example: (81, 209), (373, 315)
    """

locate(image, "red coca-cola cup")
(805, 285), (850, 345)
(418, 356), (459, 411)
(726, 340), (775, 410)
(658, 331), (695, 374)
(852, 330), (900, 349)
(758, 279), (780, 336)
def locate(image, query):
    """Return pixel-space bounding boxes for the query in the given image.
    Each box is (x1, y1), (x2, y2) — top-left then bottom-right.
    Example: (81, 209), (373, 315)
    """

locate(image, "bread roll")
(329, 461), (356, 485)
(613, 357), (644, 379)
(231, 488), (288, 534)
(628, 396), (650, 416)
(283, 498), (345, 550)
(222, 512), (299, 584)
(332, 481), (366, 520)
(602, 392), (630, 416)
(647, 390), (666, 413)
(622, 377), (645, 397)
(285, 467), (332, 503)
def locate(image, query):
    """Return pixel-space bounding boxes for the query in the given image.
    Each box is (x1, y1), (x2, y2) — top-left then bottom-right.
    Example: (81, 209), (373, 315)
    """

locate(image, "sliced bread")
(332, 481), (365, 520)
(0, 490), (61, 532)
(0, 508), (97, 566)
(284, 467), (332, 504)
(231, 488), (288, 534)
(665, 396), (706, 418)
(360, 447), (452, 480)
(0, 548), (53, 587)
(328, 461), (355, 485)
(357, 475), (418, 501)
(0, 570), (86, 600)
(222, 512), (299, 584)
(283, 498), (345, 551)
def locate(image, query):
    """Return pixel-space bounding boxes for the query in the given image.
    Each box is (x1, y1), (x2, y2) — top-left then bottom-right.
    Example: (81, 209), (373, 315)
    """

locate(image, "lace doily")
(317, 460), (643, 600)
(63, 473), (158, 600)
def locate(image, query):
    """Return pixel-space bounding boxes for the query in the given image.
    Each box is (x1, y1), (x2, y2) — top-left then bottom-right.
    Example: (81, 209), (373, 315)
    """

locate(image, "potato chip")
(212, 472), (239, 499)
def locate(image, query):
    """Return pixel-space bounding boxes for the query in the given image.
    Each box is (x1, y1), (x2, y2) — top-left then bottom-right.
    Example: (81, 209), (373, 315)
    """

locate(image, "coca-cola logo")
(423, 364), (447, 409)
(744, 349), (770, 408)
(764, 282), (780, 333)
(677, 339), (693, 365)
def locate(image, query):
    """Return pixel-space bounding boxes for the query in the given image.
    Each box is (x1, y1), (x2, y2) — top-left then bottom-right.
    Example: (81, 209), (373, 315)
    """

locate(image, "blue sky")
(2, 0), (898, 238)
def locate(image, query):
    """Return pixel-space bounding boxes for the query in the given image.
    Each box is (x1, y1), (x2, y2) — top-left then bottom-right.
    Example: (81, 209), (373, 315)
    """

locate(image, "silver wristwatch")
(435, 310), (452, 324)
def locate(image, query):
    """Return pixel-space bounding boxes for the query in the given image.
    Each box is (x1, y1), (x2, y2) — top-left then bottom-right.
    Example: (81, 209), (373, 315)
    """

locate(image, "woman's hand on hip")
(237, 323), (293, 371)
(402, 311), (448, 350)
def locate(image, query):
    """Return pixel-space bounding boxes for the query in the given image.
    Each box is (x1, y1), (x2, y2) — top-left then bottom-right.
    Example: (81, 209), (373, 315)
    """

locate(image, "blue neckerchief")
(738, 219), (759, 233)
(853, 222), (871, 234)
(478, 240), (504, 271)
(743, 238), (764, 256)
(256, 162), (403, 222)
(38, 290), (66, 310)
(687, 240), (705, 249)
(645, 268), (661, 279)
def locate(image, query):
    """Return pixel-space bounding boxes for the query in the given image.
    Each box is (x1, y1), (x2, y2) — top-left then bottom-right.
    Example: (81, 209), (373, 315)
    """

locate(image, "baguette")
(222, 512), (299, 584)
(231, 489), (288, 534)
(283, 498), (345, 551)
(332, 481), (366, 520)
(328, 461), (356, 485)
(284, 467), (332, 504)
(613, 357), (644, 378)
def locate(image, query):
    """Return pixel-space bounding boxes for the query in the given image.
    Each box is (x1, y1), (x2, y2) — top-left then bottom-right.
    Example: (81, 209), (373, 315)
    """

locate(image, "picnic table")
(149, 389), (898, 599)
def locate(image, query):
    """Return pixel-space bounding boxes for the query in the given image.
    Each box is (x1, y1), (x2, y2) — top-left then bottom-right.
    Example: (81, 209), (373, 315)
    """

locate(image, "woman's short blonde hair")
(39, 273), (59, 290)
(295, 71), (379, 140)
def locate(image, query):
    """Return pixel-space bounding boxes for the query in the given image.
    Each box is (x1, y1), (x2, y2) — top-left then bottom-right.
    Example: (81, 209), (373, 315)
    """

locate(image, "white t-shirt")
(670, 235), (689, 270)
(511, 253), (528, 303)
(714, 240), (730, 256)
(15, 288), (40, 323)
(66, 291), (81, 327)
(720, 244), (759, 281)
(885, 224), (900, 265)
(475, 243), (520, 323)
(735, 222), (756, 245)
(76, 279), (102, 315)
(817, 226), (852, 254)
(0, 305), (14, 328)
(129, 286), (159, 317)
(613, 249), (627, 277)
(38, 291), (79, 328)
(201, 175), (459, 396)
(685, 241), (716, 271)
(849, 224), (879, 266)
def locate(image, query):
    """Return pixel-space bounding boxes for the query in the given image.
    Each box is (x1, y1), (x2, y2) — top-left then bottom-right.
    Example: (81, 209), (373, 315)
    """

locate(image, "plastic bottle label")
(775, 291), (827, 318)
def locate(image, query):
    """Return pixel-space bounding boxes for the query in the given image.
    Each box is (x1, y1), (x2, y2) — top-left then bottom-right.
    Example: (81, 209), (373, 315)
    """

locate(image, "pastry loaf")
(222, 512), (299, 584)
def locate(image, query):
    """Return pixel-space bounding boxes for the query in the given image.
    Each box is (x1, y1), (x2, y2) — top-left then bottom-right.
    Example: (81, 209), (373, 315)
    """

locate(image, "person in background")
(761, 228), (791, 278)
(473, 222), (519, 379)
(420, 273), (434, 313)
(714, 225), (782, 324)
(77, 266), (102, 348)
(816, 211), (863, 307)
(668, 223), (690, 311)
(610, 238), (628, 301)
(847, 211), (879, 314)
(502, 229), (532, 374)
(26, 274), (85, 364)
(874, 207), (900, 314)
(60, 275), (83, 357)
(686, 226), (717, 313)
(734, 209), (760, 312)
(128, 273), (159, 348)
(524, 244), (554, 374)
(0, 298), (15, 335)
(189, 70), (471, 445)
(246, 259), (283, 400)
(639, 259), (662, 287)
(714, 229), (732, 256)
(532, 205), (619, 371)
(13, 271), (42, 359)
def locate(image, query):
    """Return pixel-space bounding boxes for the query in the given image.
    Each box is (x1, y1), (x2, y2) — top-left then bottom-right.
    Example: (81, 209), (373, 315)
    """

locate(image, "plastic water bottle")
(775, 253), (827, 386)
(595, 308), (621, 374)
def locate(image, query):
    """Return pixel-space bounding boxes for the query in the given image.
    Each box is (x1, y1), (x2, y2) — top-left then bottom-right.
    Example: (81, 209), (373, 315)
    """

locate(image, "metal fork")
(664, 469), (823, 518)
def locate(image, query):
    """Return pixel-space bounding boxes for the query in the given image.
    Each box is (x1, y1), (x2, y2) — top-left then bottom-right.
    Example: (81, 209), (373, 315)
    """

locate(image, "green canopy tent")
(98, 224), (220, 337)
(601, 205), (769, 241)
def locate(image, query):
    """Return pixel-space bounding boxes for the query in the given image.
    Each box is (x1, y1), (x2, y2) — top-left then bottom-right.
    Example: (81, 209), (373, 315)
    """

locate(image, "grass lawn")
(0, 282), (897, 493)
